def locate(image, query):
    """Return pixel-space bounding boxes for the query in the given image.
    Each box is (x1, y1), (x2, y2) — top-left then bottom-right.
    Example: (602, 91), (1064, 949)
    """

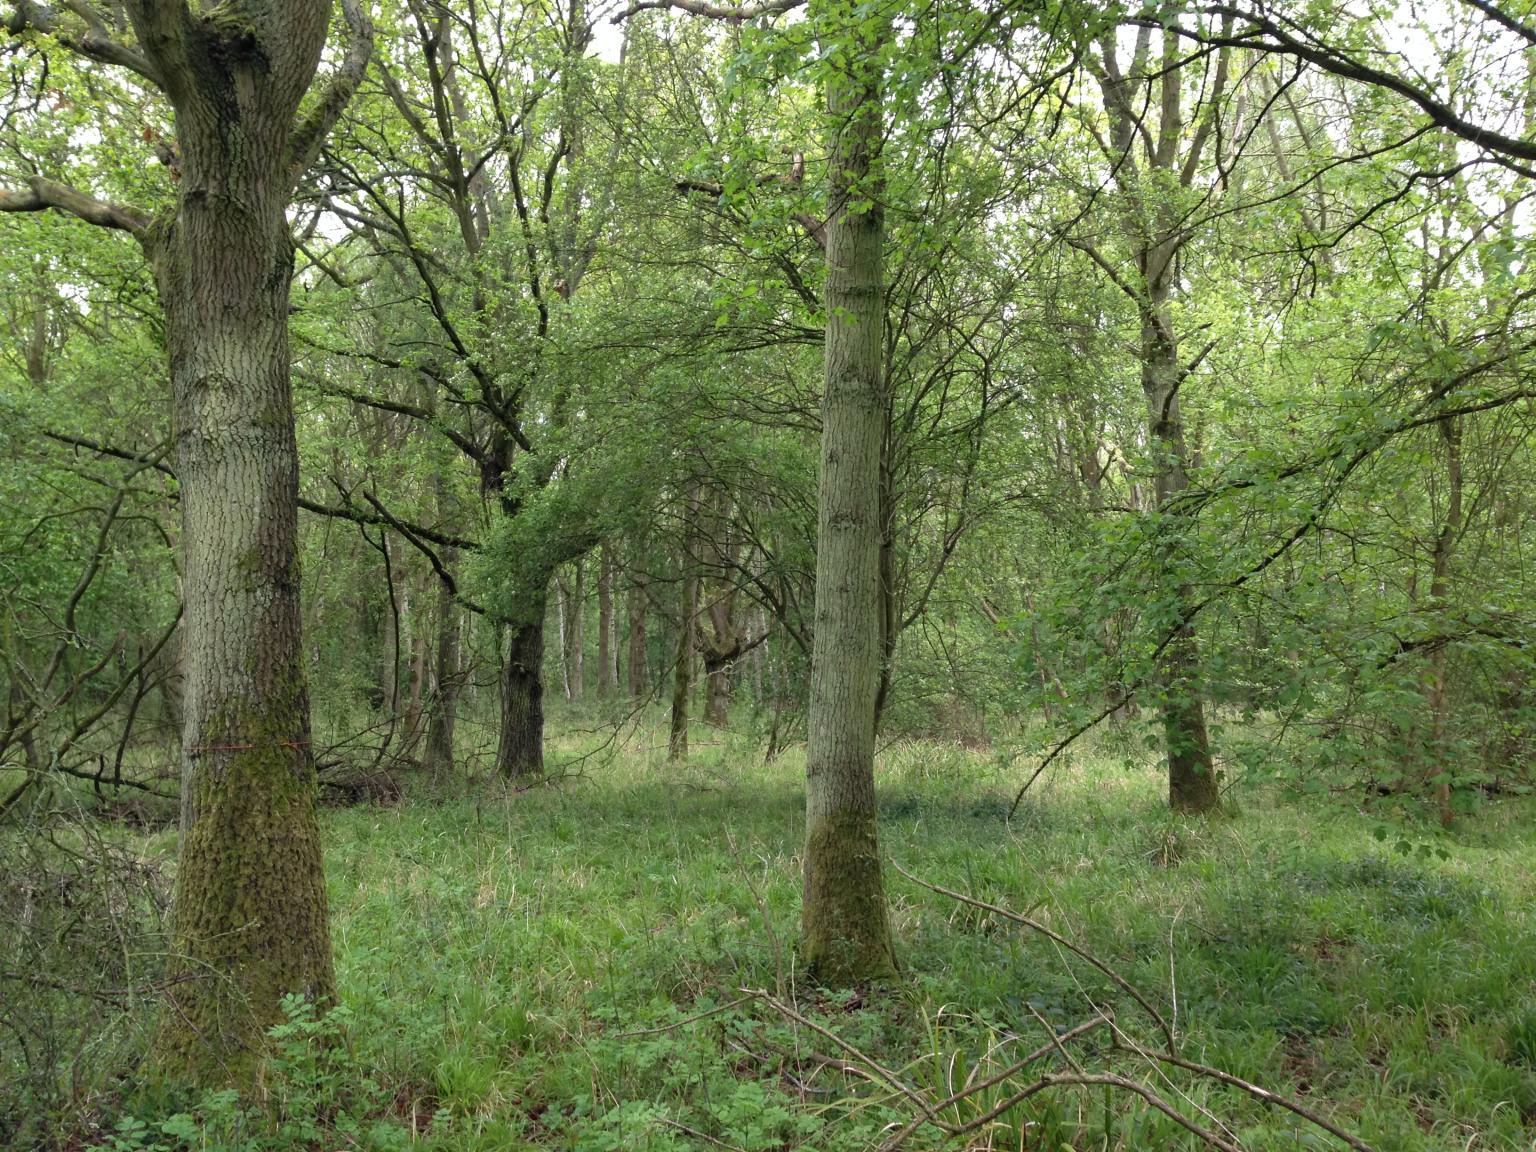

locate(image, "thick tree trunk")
(497, 609), (546, 780)
(801, 9), (897, 985)
(1142, 299), (1219, 814)
(425, 548), (460, 778)
(597, 544), (617, 698)
(151, 158), (333, 1080)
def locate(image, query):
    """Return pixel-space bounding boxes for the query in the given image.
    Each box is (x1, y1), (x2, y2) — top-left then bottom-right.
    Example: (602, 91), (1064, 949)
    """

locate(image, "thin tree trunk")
(801, 6), (897, 984)
(557, 576), (571, 700)
(1142, 296), (1219, 814)
(670, 504), (698, 761)
(403, 613), (427, 750)
(379, 559), (400, 718)
(425, 547), (460, 778)
(597, 544), (616, 698)
(567, 557), (584, 700)
(1425, 416), (1462, 826)
(628, 572), (648, 699)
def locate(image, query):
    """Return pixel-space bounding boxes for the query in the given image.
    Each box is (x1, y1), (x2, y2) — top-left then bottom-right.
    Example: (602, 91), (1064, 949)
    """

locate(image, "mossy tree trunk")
(801, 2), (897, 985)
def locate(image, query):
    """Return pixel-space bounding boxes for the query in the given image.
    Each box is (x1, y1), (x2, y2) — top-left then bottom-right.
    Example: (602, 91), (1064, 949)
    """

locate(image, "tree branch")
(286, 0), (375, 184)
(613, 0), (804, 23)
(0, 175), (150, 238)
(4, 0), (165, 88)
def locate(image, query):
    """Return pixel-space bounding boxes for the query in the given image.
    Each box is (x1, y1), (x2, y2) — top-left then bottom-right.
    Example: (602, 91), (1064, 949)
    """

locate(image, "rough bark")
(111, 0), (373, 1082)
(498, 607), (547, 780)
(801, 6), (897, 985)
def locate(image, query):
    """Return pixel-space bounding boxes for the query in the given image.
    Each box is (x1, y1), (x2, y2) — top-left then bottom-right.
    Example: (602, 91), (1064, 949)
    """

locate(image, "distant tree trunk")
(597, 545), (617, 698)
(557, 577), (570, 699)
(557, 560), (585, 702)
(1093, 28), (1226, 815)
(704, 652), (732, 726)
(1425, 416), (1462, 826)
(425, 548), (460, 778)
(701, 511), (742, 727)
(498, 608), (546, 780)
(801, 7), (897, 985)
(669, 503), (699, 761)
(403, 602), (427, 750)
(873, 428), (897, 728)
(628, 573), (648, 699)
(379, 559), (400, 718)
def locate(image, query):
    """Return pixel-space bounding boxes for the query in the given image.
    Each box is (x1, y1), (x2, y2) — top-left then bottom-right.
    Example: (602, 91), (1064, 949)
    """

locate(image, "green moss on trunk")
(801, 811), (897, 985)
(153, 701), (334, 1086)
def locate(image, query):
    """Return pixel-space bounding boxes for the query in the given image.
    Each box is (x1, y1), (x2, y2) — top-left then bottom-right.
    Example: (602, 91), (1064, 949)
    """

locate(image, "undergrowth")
(10, 715), (1536, 1150)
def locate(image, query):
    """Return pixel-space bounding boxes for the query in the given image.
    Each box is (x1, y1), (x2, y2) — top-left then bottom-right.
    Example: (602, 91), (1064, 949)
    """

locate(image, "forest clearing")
(4, 0), (1536, 1147)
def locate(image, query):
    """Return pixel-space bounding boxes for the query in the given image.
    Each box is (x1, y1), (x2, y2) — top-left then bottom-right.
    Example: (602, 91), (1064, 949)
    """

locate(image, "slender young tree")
(0, 0), (372, 1082)
(1084, 19), (1232, 813)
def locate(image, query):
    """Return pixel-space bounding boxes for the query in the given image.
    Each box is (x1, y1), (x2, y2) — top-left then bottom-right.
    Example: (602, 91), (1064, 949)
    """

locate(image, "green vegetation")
(6, 0), (1536, 1147)
(13, 714), (1536, 1151)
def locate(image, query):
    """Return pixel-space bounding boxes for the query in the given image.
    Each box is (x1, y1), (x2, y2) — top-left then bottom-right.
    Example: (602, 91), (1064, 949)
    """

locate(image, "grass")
(16, 713), (1536, 1150)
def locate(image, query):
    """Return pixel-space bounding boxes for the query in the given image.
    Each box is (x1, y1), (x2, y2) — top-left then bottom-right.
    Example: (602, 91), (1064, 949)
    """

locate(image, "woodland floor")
(16, 714), (1536, 1151)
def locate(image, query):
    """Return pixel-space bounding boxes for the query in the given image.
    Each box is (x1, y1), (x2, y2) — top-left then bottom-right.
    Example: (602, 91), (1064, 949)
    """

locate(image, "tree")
(1080, 17), (1234, 812)
(1, 0), (371, 1082)
(799, 0), (898, 982)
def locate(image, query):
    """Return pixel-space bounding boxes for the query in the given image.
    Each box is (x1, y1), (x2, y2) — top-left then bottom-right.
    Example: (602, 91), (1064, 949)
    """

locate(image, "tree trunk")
(1142, 297), (1219, 814)
(628, 573), (648, 699)
(597, 544), (616, 698)
(1425, 416), (1462, 826)
(379, 558), (400, 717)
(801, 7), (897, 985)
(558, 559), (585, 701)
(669, 531), (698, 761)
(150, 111), (334, 1081)
(403, 612), (427, 750)
(425, 547), (460, 778)
(704, 655), (732, 727)
(498, 608), (546, 780)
